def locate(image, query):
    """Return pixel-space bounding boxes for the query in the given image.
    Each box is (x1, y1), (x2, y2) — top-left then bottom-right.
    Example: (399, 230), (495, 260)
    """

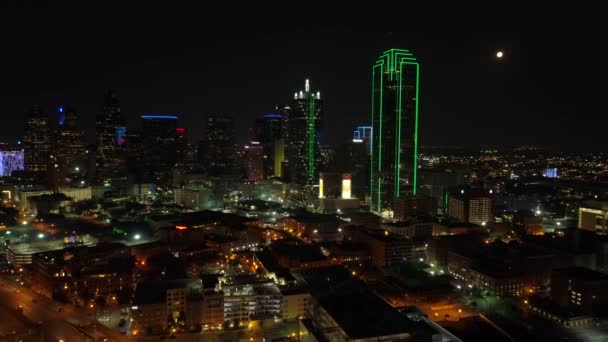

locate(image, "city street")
(0, 274), (129, 341)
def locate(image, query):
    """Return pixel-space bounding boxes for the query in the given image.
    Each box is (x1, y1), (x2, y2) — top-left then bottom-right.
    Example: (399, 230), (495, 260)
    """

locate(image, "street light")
(134, 234), (141, 240)
(37, 233), (44, 239)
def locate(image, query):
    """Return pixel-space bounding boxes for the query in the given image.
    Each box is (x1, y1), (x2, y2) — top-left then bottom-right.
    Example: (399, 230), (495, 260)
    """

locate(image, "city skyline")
(2, 3), (606, 151)
(2, 4), (608, 341)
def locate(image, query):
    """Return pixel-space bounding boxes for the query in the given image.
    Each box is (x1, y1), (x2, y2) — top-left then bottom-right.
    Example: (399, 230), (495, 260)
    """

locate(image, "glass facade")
(371, 49), (420, 214)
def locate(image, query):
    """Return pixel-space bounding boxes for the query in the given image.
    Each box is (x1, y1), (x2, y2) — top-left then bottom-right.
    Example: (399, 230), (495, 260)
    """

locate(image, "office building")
(318, 172), (359, 212)
(447, 188), (494, 225)
(578, 201), (608, 233)
(551, 267), (608, 315)
(95, 91), (126, 184)
(215, 274), (282, 322)
(418, 168), (468, 213)
(202, 116), (236, 174)
(244, 141), (264, 182)
(370, 49), (420, 215)
(333, 129), (370, 199)
(287, 79), (323, 186)
(23, 106), (50, 173)
(352, 125), (372, 154)
(54, 106), (86, 181)
(132, 279), (203, 334)
(176, 127), (187, 166)
(255, 114), (283, 177)
(141, 115), (179, 181)
(349, 226), (426, 268)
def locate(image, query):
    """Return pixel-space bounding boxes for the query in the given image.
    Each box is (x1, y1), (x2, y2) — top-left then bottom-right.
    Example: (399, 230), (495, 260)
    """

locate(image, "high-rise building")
(353, 126), (372, 154)
(370, 49), (420, 215)
(23, 106), (50, 173)
(447, 188), (494, 226)
(202, 116), (236, 174)
(287, 79), (323, 186)
(95, 91), (126, 183)
(176, 127), (187, 166)
(244, 141), (264, 182)
(255, 114), (283, 178)
(54, 106), (85, 181)
(141, 115), (179, 181)
(418, 168), (468, 214)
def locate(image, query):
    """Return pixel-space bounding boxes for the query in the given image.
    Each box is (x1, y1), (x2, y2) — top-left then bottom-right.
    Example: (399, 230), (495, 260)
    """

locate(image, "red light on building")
(176, 128), (185, 133)
(343, 174), (350, 180)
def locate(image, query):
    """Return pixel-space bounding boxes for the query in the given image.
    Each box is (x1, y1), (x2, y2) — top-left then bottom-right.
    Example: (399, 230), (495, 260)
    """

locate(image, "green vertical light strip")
(396, 58), (403, 197)
(378, 177), (382, 213)
(308, 95), (315, 182)
(376, 61), (384, 172)
(413, 62), (420, 195)
(370, 66), (375, 211)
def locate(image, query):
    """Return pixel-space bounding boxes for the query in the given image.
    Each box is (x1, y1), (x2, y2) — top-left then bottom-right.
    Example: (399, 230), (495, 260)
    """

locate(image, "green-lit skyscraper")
(288, 79), (323, 186)
(370, 49), (420, 215)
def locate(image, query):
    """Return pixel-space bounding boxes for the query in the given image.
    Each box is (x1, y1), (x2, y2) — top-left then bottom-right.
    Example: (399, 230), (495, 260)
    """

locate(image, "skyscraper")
(141, 115), (179, 182)
(287, 79), (323, 186)
(95, 91), (126, 183)
(255, 113), (283, 178)
(23, 106), (50, 173)
(54, 106), (85, 181)
(202, 116), (236, 174)
(244, 141), (264, 182)
(370, 49), (420, 215)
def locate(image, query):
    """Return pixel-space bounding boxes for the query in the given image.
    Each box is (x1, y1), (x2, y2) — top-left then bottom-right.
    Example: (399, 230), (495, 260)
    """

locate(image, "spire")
(305, 79), (310, 92)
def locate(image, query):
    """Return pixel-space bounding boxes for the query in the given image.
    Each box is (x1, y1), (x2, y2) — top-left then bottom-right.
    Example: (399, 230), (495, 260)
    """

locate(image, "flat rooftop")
(7, 235), (97, 255)
(553, 267), (608, 282)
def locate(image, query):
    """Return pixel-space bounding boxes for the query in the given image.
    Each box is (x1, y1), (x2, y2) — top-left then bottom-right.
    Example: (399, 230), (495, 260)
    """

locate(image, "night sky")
(2, 3), (605, 150)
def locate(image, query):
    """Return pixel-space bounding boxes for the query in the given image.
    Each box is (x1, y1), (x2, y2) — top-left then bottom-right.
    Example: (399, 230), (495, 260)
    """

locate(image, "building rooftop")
(288, 212), (341, 224)
(317, 288), (415, 339)
(133, 278), (202, 305)
(553, 267), (608, 282)
(270, 240), (327, 262)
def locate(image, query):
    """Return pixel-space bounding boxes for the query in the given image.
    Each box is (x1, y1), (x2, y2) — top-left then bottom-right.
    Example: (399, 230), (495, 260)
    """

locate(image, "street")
(0, 274), (129, 341)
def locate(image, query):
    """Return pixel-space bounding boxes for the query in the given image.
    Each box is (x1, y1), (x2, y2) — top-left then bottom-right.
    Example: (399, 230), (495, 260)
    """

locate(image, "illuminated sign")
(342, 177), (351, 199)
(319, 178), (324, 198)
(175, 225), (187, 230)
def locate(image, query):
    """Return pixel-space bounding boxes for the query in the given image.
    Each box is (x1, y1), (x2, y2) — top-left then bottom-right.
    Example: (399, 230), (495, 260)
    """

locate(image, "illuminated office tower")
(54, 106), (85, 180)
(370, 49), (420, 215)
(95, 91), (126, 183)
(23, 106), (50, 173)
(288, 79), (323, 186)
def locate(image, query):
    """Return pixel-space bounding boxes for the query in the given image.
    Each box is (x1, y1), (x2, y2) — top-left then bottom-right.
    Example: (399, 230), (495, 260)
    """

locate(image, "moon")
(496, 51), (504, 58)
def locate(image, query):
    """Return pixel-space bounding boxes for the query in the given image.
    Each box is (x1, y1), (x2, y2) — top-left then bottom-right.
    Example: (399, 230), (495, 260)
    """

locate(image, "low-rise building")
(131, 279), (203, 335)
(348, 226), (426, 267)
